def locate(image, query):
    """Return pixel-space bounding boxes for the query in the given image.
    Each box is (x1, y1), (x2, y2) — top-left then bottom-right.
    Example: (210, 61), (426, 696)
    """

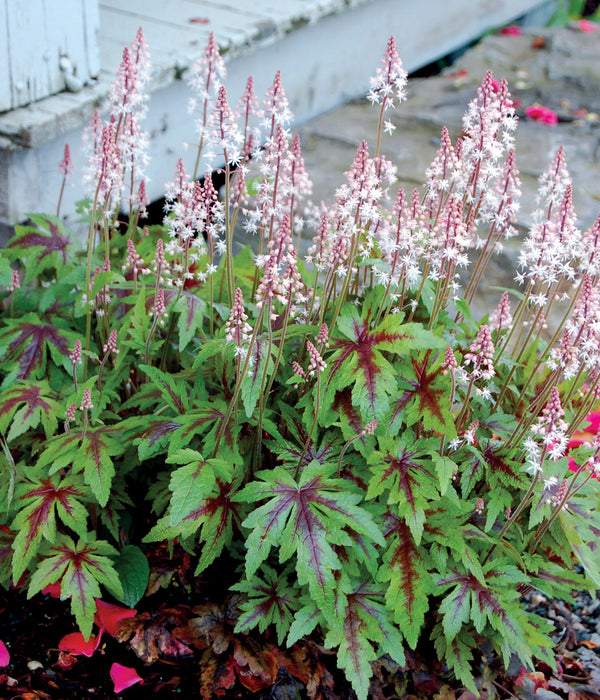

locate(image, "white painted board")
(0, 0), (100, 112)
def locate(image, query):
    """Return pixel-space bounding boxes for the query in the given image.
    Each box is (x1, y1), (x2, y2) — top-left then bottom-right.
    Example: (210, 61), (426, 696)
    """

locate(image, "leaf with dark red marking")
(0, 380), (59, 440)
(236, 461), (384, 616)
(324, 578), (405, 700)
(0, 315), (79, 380)
(7, 215), (72, 281)
(27, 532), (122, 639)
(0, 527), (13, 587)
(145, 461), (242, 575)
(127, 416), (182, 460)
(77, 428), (124, 507)
(327, 306), (444, 420)
(233, 565), (298, 644)
(139, 365), (190, 415)
(435, 563), (530, 650)
(10, 470), (89, 582)
(378, 512), (432, 648)
(367, 435), (438, 543)
(393, 351), (456, 438)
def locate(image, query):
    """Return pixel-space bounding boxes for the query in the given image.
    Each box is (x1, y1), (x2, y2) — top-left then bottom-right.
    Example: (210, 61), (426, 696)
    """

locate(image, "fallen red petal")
(95, 599), (137, 637)
(525, 104), (558, 125)
(577, 19), (598, 32)
(42, 581), (62, 598)
(0, 640), (10, 667)
(58, 630), (103, 658)
(110, 663), (143, 693)
(499, 25), (522, 35)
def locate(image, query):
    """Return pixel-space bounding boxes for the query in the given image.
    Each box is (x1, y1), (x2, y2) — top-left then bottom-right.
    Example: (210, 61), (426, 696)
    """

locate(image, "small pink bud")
(69, 340), (82, 365)
(9, 269), (20, 292)
(316, 323), (329, 348)
(103, 329), (119, 355)
(65, 403), (77, 423)
(292, 361), (306, 379)
(306, 340), (326, 377)
(363, 419), (378, 435)
(80, 388), (93, 411)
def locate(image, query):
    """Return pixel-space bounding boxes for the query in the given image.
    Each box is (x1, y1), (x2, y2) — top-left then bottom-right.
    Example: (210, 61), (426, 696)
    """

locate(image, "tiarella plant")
(2, 28), (600, 699)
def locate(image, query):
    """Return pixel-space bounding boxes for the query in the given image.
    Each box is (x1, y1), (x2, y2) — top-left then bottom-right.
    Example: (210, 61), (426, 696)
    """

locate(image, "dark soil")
(3, 549), (600, 700)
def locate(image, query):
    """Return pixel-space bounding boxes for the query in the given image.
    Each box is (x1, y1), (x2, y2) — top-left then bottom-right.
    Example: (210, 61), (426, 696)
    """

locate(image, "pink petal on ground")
(577, 19), (598, 32)
(0, 639), (10, 667)
(500, 25), (522, 35)
(525, 104), (558, 125)
(94, 599), (137, 637)
(42, 581), (62, 598)
(58, 630), (103, 658)
(110, 663), (143, 693)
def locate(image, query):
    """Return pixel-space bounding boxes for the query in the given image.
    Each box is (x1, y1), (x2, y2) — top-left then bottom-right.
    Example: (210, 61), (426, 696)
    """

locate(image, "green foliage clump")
(1, 29), (600, 699)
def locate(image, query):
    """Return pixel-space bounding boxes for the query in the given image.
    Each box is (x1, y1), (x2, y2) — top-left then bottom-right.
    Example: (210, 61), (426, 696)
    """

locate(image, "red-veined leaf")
(0, 315), (77, 380)
(393, 351), (456, 438)
(324, 579), (405, 700)
(232, 566), (298, 645)
(77, 427), (125, 507)
(367, 436), (438, 543)
(10, 471), (89, 582)
(327, 307), (443, 420)
(7, 215), (72, 281)
(145, 475), (242, 575)
(378, 512), (432, 648)
(0, 380), (59, 440)
(237, 461), (384, 616)
(28, 532), (123, 639)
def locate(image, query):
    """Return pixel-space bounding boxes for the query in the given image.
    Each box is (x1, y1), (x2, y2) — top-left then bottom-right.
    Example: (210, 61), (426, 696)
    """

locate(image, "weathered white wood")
(0, 0), (100, 112)
(0, 0), (557, 233)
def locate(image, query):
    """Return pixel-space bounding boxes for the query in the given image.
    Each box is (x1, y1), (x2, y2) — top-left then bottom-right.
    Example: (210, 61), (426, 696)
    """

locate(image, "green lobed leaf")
(28, 533), (122, 639)
(237, 461), (384, 616)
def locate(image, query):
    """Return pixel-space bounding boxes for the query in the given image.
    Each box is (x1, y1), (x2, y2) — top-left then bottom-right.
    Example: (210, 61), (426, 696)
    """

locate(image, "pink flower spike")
(499, 25), (522, 35)
(94, 599), (137, 637)
(577, 19), (598, 32)
(59, 143), (74, 176)
(110, 662), (143, 693)
(525, 104), (558, 125)
(58, 630), (103, 658)
(0, 639), (9, 667)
